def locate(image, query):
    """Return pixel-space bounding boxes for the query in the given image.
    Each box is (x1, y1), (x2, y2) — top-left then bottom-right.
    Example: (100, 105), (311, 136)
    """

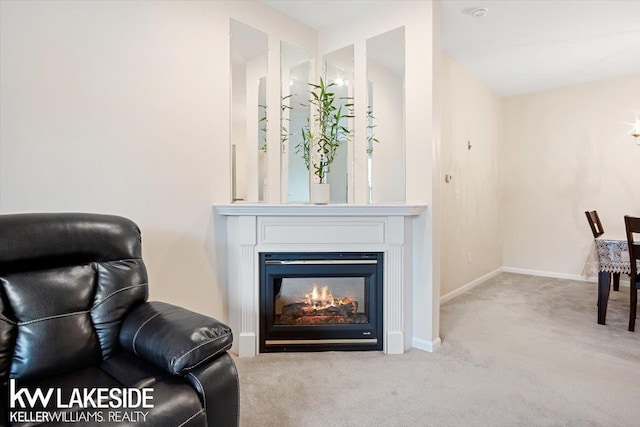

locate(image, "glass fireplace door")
(260, 252), (383, 352)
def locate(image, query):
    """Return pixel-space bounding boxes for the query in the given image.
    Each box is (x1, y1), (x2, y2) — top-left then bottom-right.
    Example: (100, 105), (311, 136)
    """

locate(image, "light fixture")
(334, 78), (345, 87)
(471, 8), (488, 19)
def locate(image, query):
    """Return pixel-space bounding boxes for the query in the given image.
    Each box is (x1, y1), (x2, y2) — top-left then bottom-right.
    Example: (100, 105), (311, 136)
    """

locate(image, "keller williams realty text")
(10, 410), (150, 423)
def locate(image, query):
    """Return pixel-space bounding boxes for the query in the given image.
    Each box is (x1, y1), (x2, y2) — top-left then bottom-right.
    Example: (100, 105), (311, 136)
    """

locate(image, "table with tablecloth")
(583, 237), (631, 324)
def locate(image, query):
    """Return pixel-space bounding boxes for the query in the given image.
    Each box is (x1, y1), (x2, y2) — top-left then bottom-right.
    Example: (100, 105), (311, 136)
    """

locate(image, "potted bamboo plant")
(296, 78), (354, 204)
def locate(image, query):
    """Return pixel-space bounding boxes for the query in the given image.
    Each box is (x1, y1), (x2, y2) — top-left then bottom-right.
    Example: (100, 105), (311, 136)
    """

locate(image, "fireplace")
(260, 252), (383, 352)
(215, 204), (435, 357)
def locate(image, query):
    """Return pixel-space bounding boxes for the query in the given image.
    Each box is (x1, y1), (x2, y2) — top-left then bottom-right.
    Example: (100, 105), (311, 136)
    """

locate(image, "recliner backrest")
(0, 213), (148, 384)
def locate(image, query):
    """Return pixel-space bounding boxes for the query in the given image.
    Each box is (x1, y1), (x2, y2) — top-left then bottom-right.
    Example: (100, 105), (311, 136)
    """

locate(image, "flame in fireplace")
(304, 284), (350, 310)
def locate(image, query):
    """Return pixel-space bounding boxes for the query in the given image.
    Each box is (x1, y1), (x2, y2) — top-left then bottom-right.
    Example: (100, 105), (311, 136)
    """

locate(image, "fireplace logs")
(276, 299), (367, 325)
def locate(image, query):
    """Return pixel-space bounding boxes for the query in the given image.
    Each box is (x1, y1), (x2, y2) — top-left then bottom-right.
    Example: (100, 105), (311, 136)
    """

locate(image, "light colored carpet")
(233, 273), (640, 426)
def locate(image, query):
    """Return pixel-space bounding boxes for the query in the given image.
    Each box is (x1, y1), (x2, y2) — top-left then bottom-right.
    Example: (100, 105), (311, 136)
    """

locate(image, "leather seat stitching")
(0, 314), (17, 325)
(96, 257), (143, 263)
(173, 333), (231, 367)
(177, 408), (205, 427)
(186, 372), (207, 410)
(17, 310), (89, 326)
(131, 312), (162, 356)
(179, 343), (232, 373)
(91, 283), (148, 310)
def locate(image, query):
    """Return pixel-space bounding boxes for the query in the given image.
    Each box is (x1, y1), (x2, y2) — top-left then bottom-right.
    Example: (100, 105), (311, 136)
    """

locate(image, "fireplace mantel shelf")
(214, 203), (427, 217)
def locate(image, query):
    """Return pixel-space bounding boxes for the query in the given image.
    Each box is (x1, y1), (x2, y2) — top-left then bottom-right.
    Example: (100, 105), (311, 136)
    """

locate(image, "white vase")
(310, 183), (330, 204)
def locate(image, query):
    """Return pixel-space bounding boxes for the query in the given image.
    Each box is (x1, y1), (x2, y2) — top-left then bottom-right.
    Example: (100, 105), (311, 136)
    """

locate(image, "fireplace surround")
(260, 252), (384, 352)
(214, 203), (435, 357)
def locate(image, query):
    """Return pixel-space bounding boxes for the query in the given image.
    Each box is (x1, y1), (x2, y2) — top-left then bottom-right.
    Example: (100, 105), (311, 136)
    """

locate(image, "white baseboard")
(502, 266), (631, 287)
(501, 266), (597, 283)
(412, 337), (441, 352)
(440, 268), (503, 304)
(439, 266), (623, 306)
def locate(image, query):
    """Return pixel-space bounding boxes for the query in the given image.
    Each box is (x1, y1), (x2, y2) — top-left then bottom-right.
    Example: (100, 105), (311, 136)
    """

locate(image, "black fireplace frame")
(259, 252), (384, 352)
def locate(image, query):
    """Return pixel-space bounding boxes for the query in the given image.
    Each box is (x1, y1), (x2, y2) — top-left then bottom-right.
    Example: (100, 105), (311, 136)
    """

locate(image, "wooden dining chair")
(586, 210), (620, 291)
(585, 210), (604, 237)
(624, 215), (640, 332)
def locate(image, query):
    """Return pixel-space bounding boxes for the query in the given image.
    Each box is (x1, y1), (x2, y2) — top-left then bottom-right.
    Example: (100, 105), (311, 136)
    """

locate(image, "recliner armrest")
(119, 301), (233, 375)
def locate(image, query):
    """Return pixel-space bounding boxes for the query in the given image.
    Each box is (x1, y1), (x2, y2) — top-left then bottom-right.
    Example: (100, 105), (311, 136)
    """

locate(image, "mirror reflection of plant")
(259, 95), (296, 154)
(281, 94), (293, 153)
(297, 77), (354, 184)
(259, 104), (267, 153)
(366, 106), (379, 155)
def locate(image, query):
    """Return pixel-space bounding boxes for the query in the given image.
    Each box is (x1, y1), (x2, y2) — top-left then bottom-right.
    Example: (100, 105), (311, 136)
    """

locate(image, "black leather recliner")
(0, 213), (239, 426)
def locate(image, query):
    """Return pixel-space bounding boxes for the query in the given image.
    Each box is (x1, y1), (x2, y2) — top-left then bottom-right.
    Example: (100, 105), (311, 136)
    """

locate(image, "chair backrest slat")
(585, 210), (604, 238)
(624, 216), (640, 278)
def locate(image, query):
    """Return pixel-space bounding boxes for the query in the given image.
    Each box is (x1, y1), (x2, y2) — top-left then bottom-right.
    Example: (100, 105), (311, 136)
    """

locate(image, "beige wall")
(440, 61), (640, 296)
(0, 0), (316, 320)
(503, 73), (640, 277)
(440, 54), (504, 298)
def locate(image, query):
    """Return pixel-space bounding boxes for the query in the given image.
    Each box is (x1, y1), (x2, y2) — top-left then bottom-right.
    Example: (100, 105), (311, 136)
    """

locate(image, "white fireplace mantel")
(214, 203), (425, 217)
(214, 203), (429, 357)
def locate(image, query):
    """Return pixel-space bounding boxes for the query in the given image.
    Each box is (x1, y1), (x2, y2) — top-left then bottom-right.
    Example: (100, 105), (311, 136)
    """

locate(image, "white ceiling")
(263, 0), (640, 96)
(263, 0), (394, 31)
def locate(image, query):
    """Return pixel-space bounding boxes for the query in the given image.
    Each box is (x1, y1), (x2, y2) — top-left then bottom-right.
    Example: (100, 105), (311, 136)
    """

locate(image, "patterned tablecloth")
(583, 238), (631, 278)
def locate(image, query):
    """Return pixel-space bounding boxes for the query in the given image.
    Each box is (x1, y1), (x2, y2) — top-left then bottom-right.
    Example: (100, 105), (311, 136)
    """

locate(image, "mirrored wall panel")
(366, 27), (405, 203)
(323, 45), (354, 203)
(230, 20), (268, 202)
(280, 43), (312, 203)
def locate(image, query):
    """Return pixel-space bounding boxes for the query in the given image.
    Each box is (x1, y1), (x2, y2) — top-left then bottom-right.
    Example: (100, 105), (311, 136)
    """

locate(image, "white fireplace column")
(215, 204), (427, 357)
